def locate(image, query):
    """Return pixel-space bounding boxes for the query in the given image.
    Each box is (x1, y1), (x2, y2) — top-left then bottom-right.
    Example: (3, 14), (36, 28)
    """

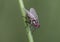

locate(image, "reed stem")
(18, 0), (34, 42)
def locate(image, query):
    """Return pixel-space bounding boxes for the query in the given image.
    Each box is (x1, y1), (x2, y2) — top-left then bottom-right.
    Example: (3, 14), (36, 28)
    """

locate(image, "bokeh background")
(0, 0), (60, 42)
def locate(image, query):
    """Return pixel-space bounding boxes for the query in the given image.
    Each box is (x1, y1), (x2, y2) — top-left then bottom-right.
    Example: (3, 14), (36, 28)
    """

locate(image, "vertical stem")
(18, 0), (34, 42)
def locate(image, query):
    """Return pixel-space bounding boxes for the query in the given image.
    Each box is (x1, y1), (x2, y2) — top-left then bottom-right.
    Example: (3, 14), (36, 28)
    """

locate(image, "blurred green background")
(0, 0), (60, 42)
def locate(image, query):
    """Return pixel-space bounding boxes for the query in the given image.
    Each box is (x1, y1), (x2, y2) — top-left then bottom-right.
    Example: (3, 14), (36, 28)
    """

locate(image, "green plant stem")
(19, 0), (34, 42)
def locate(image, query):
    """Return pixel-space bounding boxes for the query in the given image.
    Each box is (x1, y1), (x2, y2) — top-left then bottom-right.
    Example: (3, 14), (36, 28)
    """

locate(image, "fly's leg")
(22, 15), (31, 28)
(22, 16), (28, 28)
(30, 24), (36, 32)
(25, 17), (31, 28)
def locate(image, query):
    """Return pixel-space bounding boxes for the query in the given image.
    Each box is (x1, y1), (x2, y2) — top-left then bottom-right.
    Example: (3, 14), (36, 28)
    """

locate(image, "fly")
(24, 8), (40, 29)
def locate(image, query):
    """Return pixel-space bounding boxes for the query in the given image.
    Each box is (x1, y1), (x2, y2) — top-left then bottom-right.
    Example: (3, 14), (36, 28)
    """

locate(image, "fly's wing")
(30, 8), (39, 20)
(24, 8), (35, 19)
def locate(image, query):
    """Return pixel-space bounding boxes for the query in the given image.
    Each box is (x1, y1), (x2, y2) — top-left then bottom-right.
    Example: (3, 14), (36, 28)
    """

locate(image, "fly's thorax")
(27, 11), (35, 19)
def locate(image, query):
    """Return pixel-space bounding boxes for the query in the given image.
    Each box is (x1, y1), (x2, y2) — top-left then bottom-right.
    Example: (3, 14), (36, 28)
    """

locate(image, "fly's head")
(32, 19), (40, 28)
